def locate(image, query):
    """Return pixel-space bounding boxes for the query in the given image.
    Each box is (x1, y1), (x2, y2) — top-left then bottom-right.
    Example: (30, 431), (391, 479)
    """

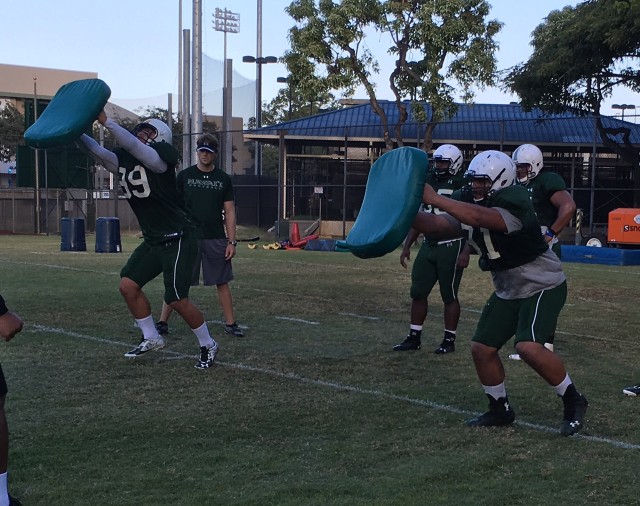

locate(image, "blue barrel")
(95, 217), (122, 253)
(60, 217), (86, 251)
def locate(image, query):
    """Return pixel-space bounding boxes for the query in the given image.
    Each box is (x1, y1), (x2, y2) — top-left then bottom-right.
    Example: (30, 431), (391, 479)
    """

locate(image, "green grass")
(1, 232), (639, 505)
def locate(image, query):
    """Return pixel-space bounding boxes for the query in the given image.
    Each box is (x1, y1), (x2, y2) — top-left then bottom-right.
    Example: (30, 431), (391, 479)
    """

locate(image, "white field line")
(28, 324), (640, 451)
(338, 312), (380, 320)
(275, 316), (319, 325)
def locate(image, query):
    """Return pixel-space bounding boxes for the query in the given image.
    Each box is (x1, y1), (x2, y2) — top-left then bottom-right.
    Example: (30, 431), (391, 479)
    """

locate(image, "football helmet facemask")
(132, 119), (172, 145)
(512, 144), (543, 185)
(432, 144), (464, 178)
(464, 150), (516, 203)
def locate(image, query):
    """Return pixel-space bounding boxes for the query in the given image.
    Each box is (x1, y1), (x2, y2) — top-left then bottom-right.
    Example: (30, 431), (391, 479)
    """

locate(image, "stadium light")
(612, 104), (636, 121)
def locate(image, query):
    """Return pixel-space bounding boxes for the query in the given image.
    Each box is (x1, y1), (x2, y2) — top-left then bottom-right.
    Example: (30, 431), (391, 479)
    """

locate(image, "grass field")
(0, 231), (639, 505)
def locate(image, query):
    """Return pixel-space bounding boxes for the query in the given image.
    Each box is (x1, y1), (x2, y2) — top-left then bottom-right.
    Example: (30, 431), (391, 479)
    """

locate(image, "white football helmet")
(432, 144), (464, 177)
(132, 118), (172, 144)
(511, 144), (543, 184)
(464, 150), (516, 203)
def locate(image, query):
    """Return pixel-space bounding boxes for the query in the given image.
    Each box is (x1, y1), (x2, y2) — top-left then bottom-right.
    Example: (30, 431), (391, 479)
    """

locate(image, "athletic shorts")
(472, 280), (567, 349)
(410, 239), (464, 303)
(191, 238), (234, 286)
(120, 227), (199, 304)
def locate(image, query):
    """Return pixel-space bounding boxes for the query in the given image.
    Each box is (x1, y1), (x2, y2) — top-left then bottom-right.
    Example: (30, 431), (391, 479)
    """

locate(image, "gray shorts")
(192, 238), (234, 286)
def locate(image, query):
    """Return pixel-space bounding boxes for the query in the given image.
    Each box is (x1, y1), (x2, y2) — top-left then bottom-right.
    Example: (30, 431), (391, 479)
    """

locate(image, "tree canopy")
(0, 102), (25, 163)
(284, 0), (501, 150)
(504, 0), (640, 174)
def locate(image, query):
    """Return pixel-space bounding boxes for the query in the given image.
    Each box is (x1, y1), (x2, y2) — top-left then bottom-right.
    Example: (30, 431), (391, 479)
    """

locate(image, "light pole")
(214, 8), (240, 174)
(243, 55), (277, 175)
(277, 77), (292, 120)
(612, 104), (636, 121)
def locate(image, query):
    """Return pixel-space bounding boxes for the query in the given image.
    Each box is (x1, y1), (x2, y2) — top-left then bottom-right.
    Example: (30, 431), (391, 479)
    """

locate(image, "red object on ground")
(290, 234), (319, 248)
(290, 222), (301, 243)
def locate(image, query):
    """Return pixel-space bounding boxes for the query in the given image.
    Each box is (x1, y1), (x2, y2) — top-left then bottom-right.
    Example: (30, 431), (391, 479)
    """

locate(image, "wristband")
(545, 229), (557, 238)
(228, 240), (237, 246)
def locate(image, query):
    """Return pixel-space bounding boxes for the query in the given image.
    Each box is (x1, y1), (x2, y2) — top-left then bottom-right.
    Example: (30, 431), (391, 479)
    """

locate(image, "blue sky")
(3, 0), (637, 120)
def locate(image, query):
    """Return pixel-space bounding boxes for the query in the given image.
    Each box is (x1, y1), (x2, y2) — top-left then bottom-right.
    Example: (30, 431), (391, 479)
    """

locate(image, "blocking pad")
(340, 147), (428, 259)
(24, 78), (111, 148)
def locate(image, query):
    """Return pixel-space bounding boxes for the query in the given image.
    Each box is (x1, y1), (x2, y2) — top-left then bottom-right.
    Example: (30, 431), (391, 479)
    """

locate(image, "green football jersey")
(176, 165), (234, 240)
(423, 171), (467, 246)
(114, 141), (190, 244)
(524, 171), (567, 228)
(472, 185), (549, 271)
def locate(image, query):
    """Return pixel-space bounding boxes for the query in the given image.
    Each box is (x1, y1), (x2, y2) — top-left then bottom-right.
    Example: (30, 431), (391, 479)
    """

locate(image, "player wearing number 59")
(77, 111), (219, 369)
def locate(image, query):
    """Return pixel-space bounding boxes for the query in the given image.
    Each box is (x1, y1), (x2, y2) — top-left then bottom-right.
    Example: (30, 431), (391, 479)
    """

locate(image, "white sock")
(0, 472), (9, 506)
(409, 324), (423, 331)
(135, 315), (160, 341)
(192, 323), (216, 349)
(554, 374), (572, 396)
(483, 383), (507, 400)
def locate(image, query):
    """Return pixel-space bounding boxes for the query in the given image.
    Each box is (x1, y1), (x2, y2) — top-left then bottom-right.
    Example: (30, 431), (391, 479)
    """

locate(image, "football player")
(0, 294), (23, 506)
(394, 144), (471, 354)
(413, 150), (588, 436)
(509, 143), (576, 359)
(77, 111), (219, 369)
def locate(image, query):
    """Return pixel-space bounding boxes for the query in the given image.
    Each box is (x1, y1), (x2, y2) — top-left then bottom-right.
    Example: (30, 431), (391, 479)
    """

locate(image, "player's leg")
(393, 243), (436, 351)
(155, 242), (202, 337)
(0, 365), (16, 506)
(120, 243), (165, 357)
(435, 240), (464, 354)
(164, 231), (218, 369)
(514, 282), (588, 436)
(466, 293), (518, 427)
(200, 239), (243, 337)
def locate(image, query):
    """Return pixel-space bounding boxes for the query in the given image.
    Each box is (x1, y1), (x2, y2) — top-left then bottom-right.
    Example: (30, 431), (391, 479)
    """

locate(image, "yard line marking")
(338, 313), (380, 320)
(275, 316), (319, 325)
(0, 260), (119, 275)
(26, 324), (640, 451)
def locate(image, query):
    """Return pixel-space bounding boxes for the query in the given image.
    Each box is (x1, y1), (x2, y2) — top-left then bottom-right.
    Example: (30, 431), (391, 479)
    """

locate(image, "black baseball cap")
(197, 135), (219, 153)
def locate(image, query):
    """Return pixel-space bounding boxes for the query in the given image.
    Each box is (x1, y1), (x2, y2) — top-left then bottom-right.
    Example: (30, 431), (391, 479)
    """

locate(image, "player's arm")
(223, 200), (237, 260)
(423, 183), (508, 233)
(99, 113), (168, 174)
(400, 227), (420, 268)
(548, 189), (577, 238)
(76, 134), (119, 174)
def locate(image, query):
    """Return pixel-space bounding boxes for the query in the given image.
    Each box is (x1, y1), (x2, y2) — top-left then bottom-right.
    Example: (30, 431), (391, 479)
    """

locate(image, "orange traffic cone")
(290, 222), (301, 243)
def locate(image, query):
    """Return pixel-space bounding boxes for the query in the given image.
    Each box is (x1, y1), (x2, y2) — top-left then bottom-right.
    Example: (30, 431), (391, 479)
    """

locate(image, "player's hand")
(400, 248), (411, 268)
(0, 312), (23, 342)
(422, 183), (438, 205)
(457, 250), (470, 269)
(225, 244), (236, 260)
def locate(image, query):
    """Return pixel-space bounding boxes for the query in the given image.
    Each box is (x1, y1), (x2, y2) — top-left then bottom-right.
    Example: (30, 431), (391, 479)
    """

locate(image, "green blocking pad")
(340, 147), (428, 259)
(24, 78), (111, 148)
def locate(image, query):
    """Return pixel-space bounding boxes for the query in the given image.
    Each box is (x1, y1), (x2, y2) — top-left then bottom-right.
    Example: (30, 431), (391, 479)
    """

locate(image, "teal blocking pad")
(24, 78), (111, 148)
(342, 147), (428, 259)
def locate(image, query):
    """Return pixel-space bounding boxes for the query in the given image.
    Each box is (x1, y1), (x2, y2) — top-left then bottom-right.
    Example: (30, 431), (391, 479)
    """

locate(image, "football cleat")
(195, 343), (219, 369)
(155, 321), (169, 336)
(560, 385), (589, 436)
(224, 323), (245, 337)
(392, 335), (421, 351)
(467, 395), (516, 427)
(622, 384), (640, 396)
(124, 338), (165, 358)
(434, 338), (455, 354)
